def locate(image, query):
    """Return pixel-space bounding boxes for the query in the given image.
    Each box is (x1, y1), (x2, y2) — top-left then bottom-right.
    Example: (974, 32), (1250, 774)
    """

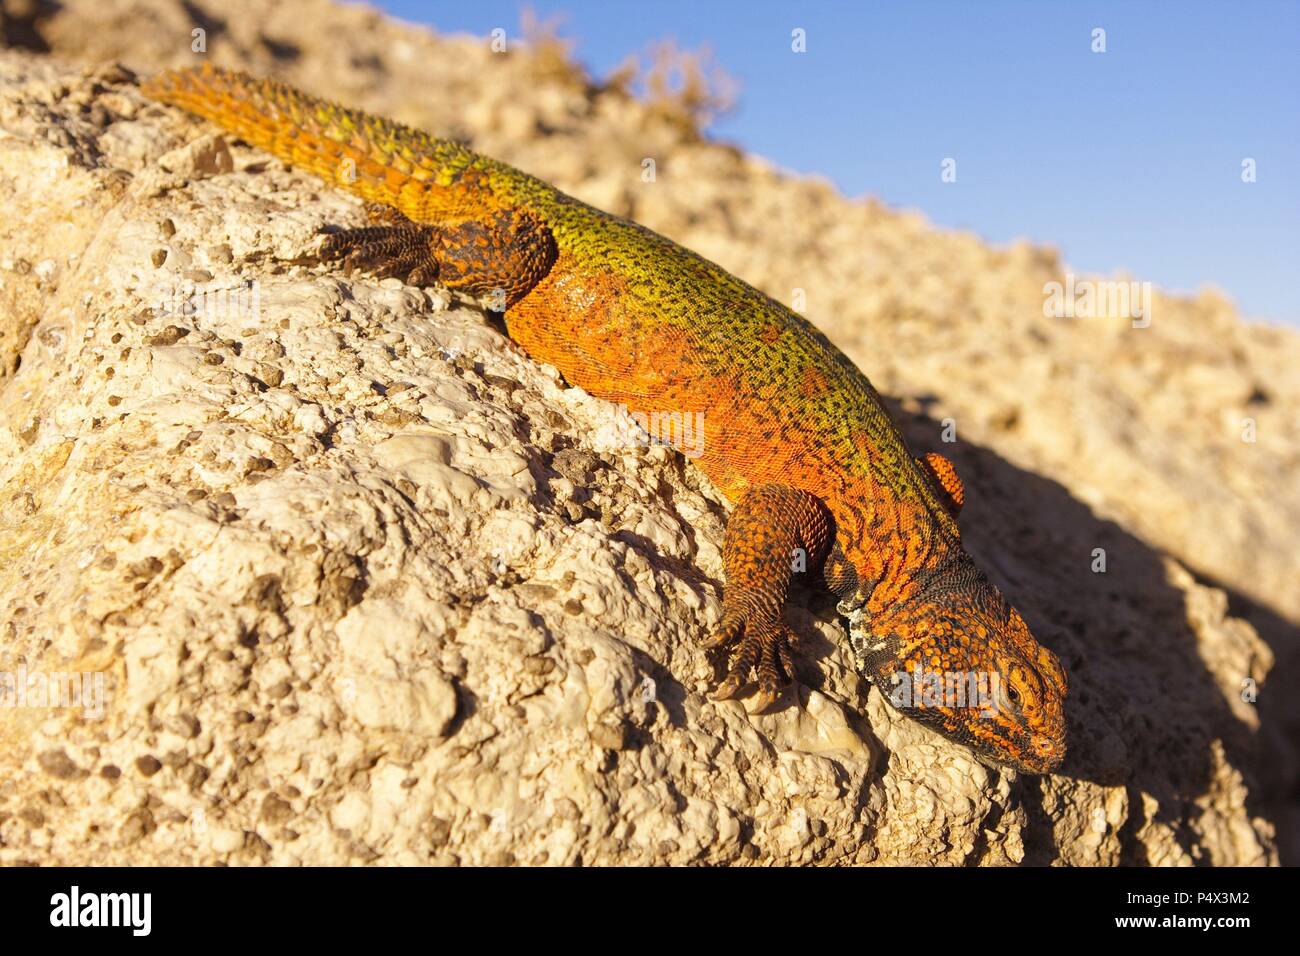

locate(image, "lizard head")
(842, 554), (1068, 774)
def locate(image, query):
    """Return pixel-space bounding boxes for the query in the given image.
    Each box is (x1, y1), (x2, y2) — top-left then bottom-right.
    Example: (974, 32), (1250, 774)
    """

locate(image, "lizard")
(141, 64), (1068, 775)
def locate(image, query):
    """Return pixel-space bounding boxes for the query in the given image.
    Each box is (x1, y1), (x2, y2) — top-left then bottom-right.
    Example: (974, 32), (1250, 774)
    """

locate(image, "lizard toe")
(753, 622), (799, 710)
(703, 608), (744, 650)
(319, 225), (389, 260)
(709, 615), (799, 710)
(712, 627), (760, 701)
(371, 251), (425, 280)
(712, 674), (746, 701)
(408, 263), (440, 287)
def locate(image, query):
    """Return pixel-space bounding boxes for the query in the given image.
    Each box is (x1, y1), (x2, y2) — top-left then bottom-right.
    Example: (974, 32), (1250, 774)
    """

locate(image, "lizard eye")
(997, 671), (1032, 716)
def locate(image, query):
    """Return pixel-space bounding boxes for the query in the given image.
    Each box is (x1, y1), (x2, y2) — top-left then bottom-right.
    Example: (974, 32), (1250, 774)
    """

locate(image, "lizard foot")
(318, 205), (557, 308)
(706, 604), (800, 712)
(319, 222), (440, 287)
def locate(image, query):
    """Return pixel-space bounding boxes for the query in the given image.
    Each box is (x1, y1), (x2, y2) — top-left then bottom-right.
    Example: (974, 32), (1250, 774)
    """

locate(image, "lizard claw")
(703, 608), (743, 650)
(707, 608), (799, 711)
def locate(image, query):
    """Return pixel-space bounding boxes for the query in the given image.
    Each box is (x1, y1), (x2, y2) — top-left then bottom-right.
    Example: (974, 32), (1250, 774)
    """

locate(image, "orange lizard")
(142, 65), (1067, 774)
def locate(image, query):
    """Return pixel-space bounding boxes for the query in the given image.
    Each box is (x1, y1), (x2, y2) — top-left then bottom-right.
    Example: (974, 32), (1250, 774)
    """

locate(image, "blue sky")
(378, 1), (1299, 325)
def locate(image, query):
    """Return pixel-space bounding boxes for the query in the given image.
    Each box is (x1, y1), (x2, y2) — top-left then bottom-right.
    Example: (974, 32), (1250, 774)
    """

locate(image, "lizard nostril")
(1029, 735), (1065, 770)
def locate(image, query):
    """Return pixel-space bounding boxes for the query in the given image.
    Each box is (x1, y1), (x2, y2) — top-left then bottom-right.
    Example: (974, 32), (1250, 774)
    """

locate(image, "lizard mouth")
(973, 733), (1065, 775)
(977, 738), (1060, 780)
(1021, 732), (1066, 773)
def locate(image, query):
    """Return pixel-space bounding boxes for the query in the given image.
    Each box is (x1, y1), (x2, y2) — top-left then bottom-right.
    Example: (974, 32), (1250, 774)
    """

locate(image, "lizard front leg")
(320, 204), (557, 308)
(707, 484), (832, 711)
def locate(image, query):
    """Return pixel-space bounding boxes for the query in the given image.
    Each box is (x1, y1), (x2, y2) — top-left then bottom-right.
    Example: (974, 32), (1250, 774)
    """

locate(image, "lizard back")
(143, 65), (960, 577)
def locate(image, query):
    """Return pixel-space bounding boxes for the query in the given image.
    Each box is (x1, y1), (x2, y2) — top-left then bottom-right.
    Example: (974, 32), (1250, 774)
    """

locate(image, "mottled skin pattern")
(143, 66), (1067, 774)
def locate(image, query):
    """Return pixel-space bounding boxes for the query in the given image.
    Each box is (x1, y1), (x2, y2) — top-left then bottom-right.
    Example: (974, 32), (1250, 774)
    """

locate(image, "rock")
(37, 748), (84, 780)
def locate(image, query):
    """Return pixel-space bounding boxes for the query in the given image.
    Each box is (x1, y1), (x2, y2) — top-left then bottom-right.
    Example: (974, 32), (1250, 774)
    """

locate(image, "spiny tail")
(141, 64), (503, 222)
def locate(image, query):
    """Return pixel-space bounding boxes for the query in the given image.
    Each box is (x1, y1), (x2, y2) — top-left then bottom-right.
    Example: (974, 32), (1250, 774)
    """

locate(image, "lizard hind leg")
(318, 204), (557, 307)
(319, 216), (441, 287)
(706, 484), (833, 712)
